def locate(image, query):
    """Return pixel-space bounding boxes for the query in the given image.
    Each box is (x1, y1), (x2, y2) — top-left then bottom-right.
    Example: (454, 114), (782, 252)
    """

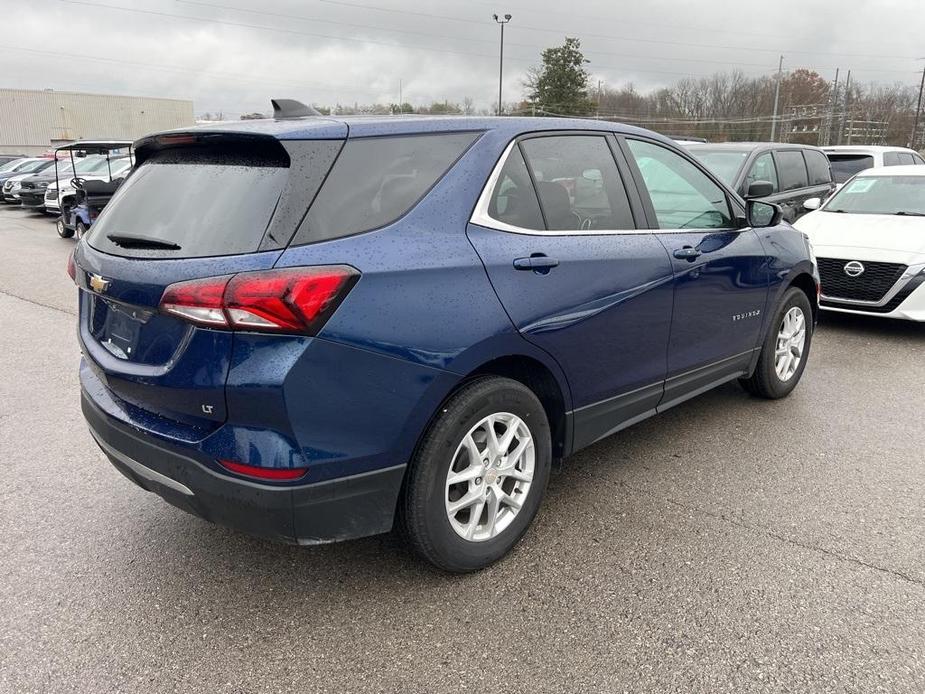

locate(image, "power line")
(175, 0), (916, 76)
(53, 0), (922, 84)
(0, 44), (384, 96)
(311, 0), (919, 61)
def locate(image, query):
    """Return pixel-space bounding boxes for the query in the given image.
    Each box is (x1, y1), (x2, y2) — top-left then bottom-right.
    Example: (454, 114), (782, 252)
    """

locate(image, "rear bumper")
(82, 390), (406, 544)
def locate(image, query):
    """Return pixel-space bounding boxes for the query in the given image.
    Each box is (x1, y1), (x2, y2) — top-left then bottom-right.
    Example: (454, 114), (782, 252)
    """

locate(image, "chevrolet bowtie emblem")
(88, 273), (110, 293)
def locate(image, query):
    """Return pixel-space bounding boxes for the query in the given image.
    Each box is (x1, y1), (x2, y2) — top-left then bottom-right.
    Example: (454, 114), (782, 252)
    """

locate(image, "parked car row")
(0, 142), (134, 240)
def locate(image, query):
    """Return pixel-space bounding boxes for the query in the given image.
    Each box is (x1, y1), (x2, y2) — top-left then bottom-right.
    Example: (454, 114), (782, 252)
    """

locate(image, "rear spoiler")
(133, 132), (289, 167)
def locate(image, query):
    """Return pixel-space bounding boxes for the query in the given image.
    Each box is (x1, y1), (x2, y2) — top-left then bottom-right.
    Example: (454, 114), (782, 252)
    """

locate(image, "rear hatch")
(74, 131), (345, 435)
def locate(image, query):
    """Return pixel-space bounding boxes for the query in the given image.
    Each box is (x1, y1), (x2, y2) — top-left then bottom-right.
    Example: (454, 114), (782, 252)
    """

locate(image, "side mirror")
(747, 200), (783, 228)
(746, 180), (774, 198)
(803, 197), (821, 211)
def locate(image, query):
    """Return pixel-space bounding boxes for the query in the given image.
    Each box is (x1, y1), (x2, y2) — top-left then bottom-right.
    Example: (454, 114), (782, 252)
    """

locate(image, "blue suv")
(72, 106), (818, 572)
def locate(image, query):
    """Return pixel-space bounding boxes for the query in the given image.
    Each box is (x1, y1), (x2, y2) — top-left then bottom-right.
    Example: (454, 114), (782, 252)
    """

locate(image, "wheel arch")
(787, 270), (819, 323)
(464, 355), (570, 461)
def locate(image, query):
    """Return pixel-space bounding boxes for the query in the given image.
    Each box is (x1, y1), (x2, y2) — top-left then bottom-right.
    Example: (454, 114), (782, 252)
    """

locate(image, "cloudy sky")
(3, 0), (923, 117)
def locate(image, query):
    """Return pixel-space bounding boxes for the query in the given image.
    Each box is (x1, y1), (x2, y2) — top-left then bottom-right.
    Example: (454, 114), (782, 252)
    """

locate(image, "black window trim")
(470, 129), (648, 236)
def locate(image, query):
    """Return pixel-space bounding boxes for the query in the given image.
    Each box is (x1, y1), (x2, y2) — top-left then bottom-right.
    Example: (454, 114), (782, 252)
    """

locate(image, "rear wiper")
(894, 211), (925, 217)
(106, 233), (181, 250)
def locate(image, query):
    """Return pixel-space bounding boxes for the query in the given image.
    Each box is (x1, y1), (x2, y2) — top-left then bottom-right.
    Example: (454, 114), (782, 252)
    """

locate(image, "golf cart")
(54, 140), (133, 240)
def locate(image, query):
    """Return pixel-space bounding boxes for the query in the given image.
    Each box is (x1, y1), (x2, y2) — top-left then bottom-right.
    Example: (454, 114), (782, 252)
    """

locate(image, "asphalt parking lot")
(0, 206), (923, 693)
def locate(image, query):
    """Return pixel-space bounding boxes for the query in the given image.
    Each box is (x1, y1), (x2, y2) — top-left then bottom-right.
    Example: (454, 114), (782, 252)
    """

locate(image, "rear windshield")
(827, 154), (875, 183)
(86, 148), (289, 258)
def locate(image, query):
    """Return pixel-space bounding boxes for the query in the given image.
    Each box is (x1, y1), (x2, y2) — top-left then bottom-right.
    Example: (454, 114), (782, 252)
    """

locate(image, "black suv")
(686, 143), (835, 222)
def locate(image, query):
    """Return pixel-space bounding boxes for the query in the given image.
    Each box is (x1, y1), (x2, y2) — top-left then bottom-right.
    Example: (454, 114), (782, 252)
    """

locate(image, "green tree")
(525, 37), (593, 116)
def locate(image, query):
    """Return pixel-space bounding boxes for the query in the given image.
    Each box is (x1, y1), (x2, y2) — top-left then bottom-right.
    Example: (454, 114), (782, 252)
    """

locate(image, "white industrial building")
(0, 88), (195, 155)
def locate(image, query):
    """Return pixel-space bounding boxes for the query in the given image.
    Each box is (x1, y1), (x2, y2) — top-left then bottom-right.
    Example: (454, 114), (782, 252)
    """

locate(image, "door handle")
(513, 255), (559, 273)
(672, 246), (702, 261)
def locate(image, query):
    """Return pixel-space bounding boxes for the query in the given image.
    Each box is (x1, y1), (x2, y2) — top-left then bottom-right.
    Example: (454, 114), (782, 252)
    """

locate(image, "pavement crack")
(0, 287), (76, 317)
(617, 478), (925, 589)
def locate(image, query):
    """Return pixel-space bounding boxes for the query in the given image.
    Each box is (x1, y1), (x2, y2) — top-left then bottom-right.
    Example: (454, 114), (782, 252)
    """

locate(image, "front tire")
(75, 220), (88, 241)
(740, 286), (813, 399)
(56, 218), (73, 239)
(400, 376), (551, 572)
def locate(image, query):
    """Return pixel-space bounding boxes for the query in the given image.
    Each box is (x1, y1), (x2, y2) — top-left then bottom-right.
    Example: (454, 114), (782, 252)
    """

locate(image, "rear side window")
(827, 154), (875, 183)
(884, 152), (902, 166)
(913, 153), (925, 165)
(775, 150), (809, 191)
(520, 135), (634, 230)
(487, 146), (545, 230)
(87, 146), (292, 258)
(294, 132), (478, 244)
(803, 149), (832, 185)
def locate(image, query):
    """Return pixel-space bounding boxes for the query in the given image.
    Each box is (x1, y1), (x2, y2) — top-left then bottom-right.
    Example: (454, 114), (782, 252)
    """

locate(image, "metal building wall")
(0, 89), (195, 154)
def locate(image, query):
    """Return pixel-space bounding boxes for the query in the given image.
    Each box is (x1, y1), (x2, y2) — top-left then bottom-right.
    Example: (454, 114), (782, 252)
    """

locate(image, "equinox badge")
(88, 273), (111, 294)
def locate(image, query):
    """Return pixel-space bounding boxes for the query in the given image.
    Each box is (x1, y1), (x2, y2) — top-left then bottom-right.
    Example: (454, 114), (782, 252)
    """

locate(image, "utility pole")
(398, 79), (402, 115)
(824, 68), (839, 146)
(911, 61), (925, 149)
(841, 70), (852, 144)
(596, 79), (603, 119)
(770, 55), (784, 141)
(493, 14), (512, 117)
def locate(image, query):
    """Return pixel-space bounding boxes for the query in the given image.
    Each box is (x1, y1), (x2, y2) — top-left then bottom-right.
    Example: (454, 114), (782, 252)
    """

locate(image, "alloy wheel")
(775, 306), (806, 382)
(444, 412), (535, 542)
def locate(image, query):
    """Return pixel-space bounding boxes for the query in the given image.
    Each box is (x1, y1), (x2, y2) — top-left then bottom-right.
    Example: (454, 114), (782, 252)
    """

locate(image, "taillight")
(159, 266), (359, 334)
(66, 250), (76, 282)
(218, 459), (308, 481)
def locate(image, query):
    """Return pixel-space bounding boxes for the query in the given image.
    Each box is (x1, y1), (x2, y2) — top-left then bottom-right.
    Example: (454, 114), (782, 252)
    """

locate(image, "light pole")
(493, 13), (511, 117)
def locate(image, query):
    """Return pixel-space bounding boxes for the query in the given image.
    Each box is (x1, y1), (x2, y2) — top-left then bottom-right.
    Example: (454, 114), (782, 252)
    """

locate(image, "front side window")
(745, 152), (779, 193)
(884, 152), (902, 166)
(898, 153), (916, 165)
(627, 139), (733, 229)
(520, 135), (634, 231)
(297, 132), (479, 244)
(803, 150), (832, 185)
(824, 175), (925, 216)
(775, 151), (809, 191)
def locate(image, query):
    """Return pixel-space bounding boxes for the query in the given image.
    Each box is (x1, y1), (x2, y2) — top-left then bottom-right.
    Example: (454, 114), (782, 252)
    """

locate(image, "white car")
(794, 165), (925, 321)
(823, 145), (925, 189)
(45, 156), (132, 214)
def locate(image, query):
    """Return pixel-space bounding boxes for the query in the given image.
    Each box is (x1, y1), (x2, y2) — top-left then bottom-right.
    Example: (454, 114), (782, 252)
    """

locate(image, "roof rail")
(271, 98), (321, 119)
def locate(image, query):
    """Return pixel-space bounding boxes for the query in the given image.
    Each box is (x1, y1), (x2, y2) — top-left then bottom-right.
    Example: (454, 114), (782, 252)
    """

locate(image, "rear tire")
(400, 376), (551, 573)
(740, 286), (813, 399)
(56, 218), (73, 239)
